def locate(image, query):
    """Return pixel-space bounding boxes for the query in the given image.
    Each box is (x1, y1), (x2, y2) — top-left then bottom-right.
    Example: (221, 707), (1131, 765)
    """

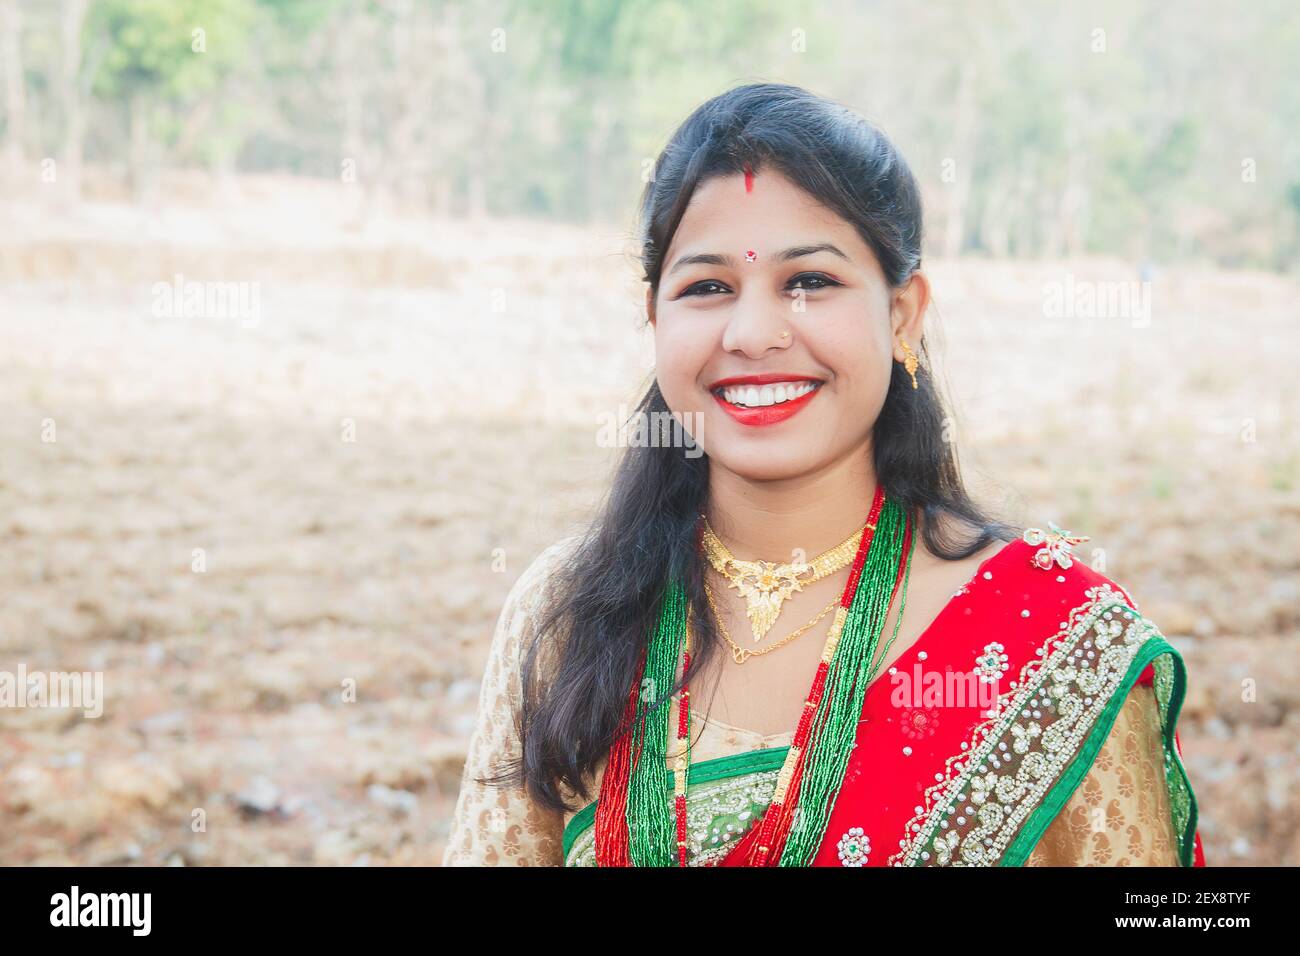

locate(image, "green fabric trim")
(1000, 634), (1198, 866)
(1152, 650), (1199, 865)
(561, 745), (790, 859)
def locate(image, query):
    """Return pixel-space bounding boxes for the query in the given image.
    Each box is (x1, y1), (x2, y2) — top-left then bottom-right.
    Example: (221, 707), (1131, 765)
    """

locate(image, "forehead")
(665, 169), (874, 265)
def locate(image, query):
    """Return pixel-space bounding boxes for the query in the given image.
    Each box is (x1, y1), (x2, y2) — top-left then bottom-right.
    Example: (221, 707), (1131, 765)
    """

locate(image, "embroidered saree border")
(887, 583), (1198, 867)
(1001, 640), (1196, 865)
(562, 745), (790, 860)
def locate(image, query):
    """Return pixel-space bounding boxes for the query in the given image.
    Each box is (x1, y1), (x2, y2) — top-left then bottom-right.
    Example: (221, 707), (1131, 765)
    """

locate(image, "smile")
(717, 380), (819, 407)
(707, 374), (824, 427)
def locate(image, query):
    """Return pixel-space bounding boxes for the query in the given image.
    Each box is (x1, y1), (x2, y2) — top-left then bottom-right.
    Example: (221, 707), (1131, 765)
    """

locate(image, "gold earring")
(898, 338), (920, 389)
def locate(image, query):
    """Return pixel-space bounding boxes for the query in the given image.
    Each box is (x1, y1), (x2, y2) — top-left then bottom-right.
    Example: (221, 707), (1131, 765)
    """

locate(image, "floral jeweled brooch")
(837, 827), (870, 866)
(974, 641), (1009, 685)
(1022, 522), (1090, 571)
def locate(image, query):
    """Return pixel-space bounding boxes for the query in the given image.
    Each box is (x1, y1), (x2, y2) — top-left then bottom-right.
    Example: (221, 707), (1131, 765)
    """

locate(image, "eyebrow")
(666, 242), (851, 276)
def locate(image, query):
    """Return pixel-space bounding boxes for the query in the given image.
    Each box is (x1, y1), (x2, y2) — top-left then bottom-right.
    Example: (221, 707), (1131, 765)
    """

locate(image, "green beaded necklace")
(596, 489), (915, 866)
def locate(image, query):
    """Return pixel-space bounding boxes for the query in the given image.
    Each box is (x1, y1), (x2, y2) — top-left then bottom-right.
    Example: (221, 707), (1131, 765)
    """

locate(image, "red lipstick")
(708, 373), (824, 427)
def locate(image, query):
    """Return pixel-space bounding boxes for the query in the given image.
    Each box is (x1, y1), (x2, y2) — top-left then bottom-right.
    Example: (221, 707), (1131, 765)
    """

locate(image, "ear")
(646, 286), (657, 327)
(889, 271), (930, 361)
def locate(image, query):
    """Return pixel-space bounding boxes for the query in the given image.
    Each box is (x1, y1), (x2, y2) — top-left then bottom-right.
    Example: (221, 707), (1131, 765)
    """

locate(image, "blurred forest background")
(2, 0), (1299, 264)
(0, 0), (1297, 866)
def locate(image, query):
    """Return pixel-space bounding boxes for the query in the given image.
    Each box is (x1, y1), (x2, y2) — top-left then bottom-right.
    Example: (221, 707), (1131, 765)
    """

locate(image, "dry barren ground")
(0, 176), (1296, 865)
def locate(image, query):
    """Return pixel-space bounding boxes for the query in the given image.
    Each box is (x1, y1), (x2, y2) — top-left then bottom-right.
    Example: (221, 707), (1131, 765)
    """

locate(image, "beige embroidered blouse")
(441, 537), (1181, 866)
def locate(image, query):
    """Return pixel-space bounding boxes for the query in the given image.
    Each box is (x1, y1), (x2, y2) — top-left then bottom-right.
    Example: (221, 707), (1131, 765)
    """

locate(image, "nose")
(720, 283), (792, 358)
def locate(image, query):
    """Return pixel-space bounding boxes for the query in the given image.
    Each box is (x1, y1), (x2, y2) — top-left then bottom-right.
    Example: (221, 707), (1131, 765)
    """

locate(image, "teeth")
(719, 380), (819, 408)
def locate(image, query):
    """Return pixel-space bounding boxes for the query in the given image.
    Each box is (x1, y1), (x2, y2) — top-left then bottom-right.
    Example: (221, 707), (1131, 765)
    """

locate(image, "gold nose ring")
(779, 330), (790, 339)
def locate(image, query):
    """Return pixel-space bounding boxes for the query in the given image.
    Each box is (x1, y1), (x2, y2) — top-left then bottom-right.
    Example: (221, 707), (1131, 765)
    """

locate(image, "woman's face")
(649, 168), (925, 482)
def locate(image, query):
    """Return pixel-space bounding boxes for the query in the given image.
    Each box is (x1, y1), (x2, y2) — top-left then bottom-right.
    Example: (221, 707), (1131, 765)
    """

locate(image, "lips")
(707, 372), (824, 427)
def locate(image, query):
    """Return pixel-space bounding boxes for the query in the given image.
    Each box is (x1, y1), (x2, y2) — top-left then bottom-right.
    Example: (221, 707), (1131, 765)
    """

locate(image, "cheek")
(806, 304), (893, 391)
(653, 314), (714, 405)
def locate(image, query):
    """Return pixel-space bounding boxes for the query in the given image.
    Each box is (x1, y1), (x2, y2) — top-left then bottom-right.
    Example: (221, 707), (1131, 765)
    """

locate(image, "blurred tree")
(85, 0), (257, 199)
(57, 0), (91, 201)
(1, 0), (24, 177)
(0, 0), (1292, 270)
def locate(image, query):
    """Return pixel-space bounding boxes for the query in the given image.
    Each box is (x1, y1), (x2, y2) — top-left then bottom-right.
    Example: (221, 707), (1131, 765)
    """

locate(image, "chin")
(706, 442), (829, 482)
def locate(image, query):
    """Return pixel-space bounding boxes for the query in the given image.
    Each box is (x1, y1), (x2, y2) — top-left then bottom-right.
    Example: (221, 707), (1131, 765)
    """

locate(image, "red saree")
(716, 536), (1206, 867)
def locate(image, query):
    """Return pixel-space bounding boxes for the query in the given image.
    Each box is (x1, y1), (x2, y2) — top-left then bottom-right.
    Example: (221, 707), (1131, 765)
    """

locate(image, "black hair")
(479, 82), (1018, 812)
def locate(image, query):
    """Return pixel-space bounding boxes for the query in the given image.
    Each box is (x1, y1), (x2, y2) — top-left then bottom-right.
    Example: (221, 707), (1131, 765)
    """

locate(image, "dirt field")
(0, 176), (1295, 865)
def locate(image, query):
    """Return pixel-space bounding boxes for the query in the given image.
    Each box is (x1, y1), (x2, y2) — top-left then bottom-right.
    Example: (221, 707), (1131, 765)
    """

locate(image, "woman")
(442, 82), (1206, 867)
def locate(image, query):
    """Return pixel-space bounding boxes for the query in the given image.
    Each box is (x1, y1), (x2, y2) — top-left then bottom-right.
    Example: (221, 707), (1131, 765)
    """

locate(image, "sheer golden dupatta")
(1023, 678), (1190, 865)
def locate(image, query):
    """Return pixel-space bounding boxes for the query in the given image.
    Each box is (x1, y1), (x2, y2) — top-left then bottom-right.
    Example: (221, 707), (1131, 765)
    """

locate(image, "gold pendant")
(730, 565), (810, 641)
(701, 518), (867, 643)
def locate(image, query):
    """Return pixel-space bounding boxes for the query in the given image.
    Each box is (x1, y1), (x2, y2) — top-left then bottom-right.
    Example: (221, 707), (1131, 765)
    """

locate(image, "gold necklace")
(704, 578), (839, 665)
(701, 518), (871, 642)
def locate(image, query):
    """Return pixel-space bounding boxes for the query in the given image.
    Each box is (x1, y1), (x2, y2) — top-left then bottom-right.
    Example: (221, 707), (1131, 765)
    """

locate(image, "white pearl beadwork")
(837, 827), (870, 866)
(975, 641), (1009, 684)
(885, 582), (1149, 868)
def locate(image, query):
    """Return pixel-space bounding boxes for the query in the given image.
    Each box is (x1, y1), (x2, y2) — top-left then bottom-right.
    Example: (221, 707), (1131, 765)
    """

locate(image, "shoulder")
(967, 519), (1165, 685)
(959, 520), (1148, 650)
(498, 531), (587, 623)
(487, 531), (587, 681)
(977, 520), (1137, 615)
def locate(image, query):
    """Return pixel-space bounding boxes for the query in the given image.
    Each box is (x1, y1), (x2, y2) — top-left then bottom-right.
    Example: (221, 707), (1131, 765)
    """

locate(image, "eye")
(787, 272), (841, 292)
(677, 279), (732, 298)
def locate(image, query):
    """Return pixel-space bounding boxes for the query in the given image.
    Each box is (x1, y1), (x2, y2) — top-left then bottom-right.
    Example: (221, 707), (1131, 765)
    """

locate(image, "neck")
(705, 442), (879, 564)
